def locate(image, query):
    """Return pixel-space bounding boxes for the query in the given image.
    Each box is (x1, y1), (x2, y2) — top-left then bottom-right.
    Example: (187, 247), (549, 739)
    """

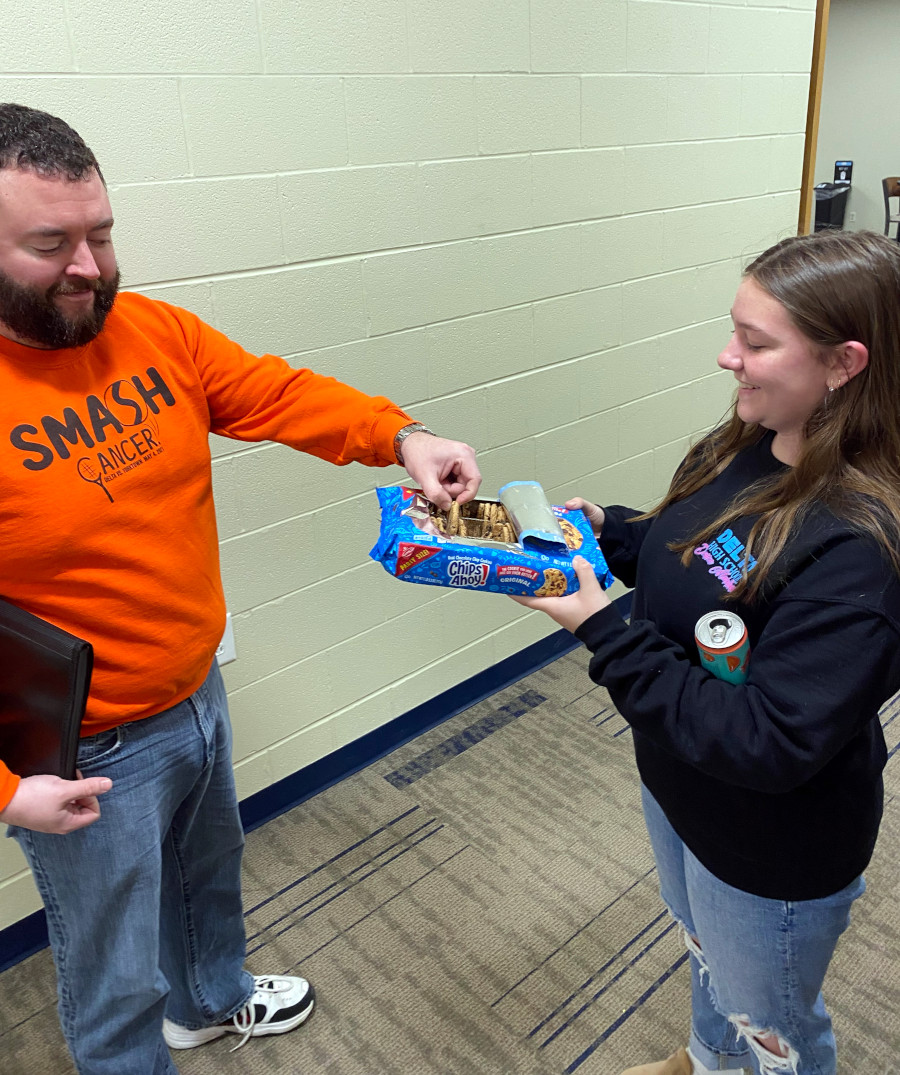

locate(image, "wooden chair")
(883, 177), (900, 241)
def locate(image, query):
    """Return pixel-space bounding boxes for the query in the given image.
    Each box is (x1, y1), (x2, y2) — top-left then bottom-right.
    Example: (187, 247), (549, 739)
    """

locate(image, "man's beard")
(0, 268), (120, 349)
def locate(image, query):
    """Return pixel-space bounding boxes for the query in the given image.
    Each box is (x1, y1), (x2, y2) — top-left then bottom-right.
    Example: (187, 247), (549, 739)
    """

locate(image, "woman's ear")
(832, 340), (869, 386)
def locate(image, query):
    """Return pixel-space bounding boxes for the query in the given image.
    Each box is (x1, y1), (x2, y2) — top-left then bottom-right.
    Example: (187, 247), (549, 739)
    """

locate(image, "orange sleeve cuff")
(0, 762), (21, 815)
(371, 412), (420, 467)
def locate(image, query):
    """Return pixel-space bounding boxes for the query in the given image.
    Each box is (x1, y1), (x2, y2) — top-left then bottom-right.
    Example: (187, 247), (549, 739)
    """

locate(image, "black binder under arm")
(0, 597), (93, 781)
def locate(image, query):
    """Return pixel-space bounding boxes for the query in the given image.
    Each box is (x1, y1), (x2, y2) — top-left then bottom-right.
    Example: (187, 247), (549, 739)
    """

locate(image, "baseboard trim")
(0, 593), (631, 973)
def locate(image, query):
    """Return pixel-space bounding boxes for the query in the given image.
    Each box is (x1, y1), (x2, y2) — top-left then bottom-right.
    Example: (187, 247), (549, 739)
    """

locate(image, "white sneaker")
(163, 974), (315, 1052)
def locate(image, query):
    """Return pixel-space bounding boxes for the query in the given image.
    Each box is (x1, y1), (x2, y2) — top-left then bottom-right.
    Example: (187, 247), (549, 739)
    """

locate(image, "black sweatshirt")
(574, 429), (900, 899)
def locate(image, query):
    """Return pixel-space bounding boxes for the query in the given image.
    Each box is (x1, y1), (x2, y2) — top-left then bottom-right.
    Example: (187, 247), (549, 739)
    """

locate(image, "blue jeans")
(8, 662), (253, 1075)
(641, 785), (864, 1075)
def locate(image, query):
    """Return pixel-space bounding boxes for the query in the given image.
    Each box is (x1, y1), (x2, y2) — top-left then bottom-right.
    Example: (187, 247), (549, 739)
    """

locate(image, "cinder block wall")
(0, 0), (815, 931)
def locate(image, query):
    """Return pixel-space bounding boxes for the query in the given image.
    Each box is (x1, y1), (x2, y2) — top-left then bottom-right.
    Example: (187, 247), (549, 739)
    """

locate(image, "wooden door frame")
(798, 0), (831, 234)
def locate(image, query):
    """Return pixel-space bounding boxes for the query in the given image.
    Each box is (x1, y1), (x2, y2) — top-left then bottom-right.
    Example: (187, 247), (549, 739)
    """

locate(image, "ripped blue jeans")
(641, 785), (864, 1075)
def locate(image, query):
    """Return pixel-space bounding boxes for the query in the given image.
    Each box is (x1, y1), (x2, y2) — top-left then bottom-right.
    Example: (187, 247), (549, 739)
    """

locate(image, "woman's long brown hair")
(635, 230), (900, 600)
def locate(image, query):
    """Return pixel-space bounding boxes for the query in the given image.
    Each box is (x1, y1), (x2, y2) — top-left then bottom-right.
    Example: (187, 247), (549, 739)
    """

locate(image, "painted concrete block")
(530, 0), (627, 73)
(690, 370), (735, 432)
(484, 363), (580, 447)
(691, 260), (742, 324)
(132, 282), (216, 324)
(1, 1), (72, 71)
(211, 454), (242, 541)
(0, 77), (188, 183)
(226, 443), (366, 536)
(222, 565), (409, 691)
(210, 261), (367, 357)
(768, 134), (806, 194)
(622, 268), (698, 342)
(302, 330), (428, 408)
(180, 77), (348, 176)
(260, 0), (408, 73)
(551, 451), (656, 515)
(661, 202), (742, 274)
(476, 75), (580, 154)
(0, 873), (41, 933)
(228, 652), (337, 760)
(652, 434), (695, 493)
(345, 77), (478, 166)
(230, 752), (272, 802)
(479, 226), (581, 312)
(491, 613), (555, 666)
(657, 318), (732, 391)
(280, 164), (421, 262)
(532, 286), (623, 366)
(618, 383), (700, 460)
(627, 1), (709, 73)
(419, 155), (532, 243)
(412, 388), (490, 454)
(219, 511), (321, 614)
(581, 213), (666, 289)
(781, 75), (812, 134)
(623, 143), (707, 214)
(532, 148), (625, 227)
(699, 137), (771, 203)
(708, 7), (783, 75)
(577, 338), (663, 416)
(362, 241), (484, 335)
(477, 438), (538, 491)
(424, 306), (534, 396)
(234, 445), (375, 529)
(772, 10), (817, 74)
(582, 75), (668, 148)
(69, 0), (261, 72)
(667, 75), (743, 142)
(740, 75), (784, 137)
(110, 177), (283, 284)
(770, 190), (802, 241)
(408, 0), (530, 73)
(534, 411), (619, 488)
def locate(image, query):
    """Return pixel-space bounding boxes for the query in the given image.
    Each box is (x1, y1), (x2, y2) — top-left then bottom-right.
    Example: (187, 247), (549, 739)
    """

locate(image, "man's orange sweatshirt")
(0, 292), (413, 810)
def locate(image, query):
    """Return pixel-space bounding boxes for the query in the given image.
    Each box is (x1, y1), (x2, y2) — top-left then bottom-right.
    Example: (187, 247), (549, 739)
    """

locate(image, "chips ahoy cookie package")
(370, 480), (614, 597)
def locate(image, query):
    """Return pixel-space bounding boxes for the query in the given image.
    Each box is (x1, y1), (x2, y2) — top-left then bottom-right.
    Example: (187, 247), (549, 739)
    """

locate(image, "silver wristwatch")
(393, 422), (436, 465)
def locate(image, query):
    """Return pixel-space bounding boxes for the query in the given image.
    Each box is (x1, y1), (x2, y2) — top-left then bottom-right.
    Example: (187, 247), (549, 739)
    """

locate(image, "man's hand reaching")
(0, 772), (112, 834)
(399, 433), (481, 511)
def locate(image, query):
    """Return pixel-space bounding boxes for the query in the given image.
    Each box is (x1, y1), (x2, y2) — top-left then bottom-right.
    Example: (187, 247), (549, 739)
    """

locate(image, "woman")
(516, 230), (900, 1075)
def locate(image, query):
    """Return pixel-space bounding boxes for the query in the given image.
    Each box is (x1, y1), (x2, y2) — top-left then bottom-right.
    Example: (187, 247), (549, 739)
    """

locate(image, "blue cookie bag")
(370, 482), (613, 597)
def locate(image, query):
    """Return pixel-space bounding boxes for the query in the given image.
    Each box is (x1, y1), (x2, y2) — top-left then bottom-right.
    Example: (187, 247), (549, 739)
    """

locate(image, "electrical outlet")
(216, 612), (237, 666)
(849, 211), (857, 222)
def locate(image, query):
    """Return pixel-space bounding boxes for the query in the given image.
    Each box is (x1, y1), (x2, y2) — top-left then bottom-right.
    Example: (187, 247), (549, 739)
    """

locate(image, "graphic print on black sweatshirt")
(693, 527), (758, 592)
(6, 365), (176, 503)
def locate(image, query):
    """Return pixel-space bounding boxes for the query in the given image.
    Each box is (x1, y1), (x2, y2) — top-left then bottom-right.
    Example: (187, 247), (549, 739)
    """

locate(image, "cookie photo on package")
(369, 481), (614, 597)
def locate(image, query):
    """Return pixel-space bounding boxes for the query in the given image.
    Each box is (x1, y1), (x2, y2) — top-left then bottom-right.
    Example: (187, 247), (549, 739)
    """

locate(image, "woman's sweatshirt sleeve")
(598, 506), (654, 588)
(574, 593), (900, 795)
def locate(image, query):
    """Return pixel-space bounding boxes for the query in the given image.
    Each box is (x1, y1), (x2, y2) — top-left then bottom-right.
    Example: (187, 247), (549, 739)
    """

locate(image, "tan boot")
(620, 1046), (693, 1075)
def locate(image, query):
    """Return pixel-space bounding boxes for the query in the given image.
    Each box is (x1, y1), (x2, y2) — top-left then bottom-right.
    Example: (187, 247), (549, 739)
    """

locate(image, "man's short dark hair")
(0, 102), (103, 182)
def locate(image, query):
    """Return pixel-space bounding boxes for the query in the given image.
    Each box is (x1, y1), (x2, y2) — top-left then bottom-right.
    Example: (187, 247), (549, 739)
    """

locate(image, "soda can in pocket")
(695, 611), (750, 685)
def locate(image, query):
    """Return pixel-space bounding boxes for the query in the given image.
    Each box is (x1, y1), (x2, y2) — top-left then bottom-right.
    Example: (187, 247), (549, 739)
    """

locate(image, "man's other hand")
(400, 433), (481, 511)
(0, 773), (112, 833)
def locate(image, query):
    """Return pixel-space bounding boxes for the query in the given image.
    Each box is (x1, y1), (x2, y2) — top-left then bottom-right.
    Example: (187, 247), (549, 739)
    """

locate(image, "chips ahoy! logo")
(447, 558), (490, 588)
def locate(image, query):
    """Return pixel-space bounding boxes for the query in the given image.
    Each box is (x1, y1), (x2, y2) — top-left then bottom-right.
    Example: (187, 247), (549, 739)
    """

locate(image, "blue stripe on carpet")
(383, 689), (546, 787)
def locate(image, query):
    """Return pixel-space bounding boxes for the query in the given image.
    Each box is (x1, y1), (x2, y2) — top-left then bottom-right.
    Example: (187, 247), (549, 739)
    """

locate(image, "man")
(0, 103), (480, 1075)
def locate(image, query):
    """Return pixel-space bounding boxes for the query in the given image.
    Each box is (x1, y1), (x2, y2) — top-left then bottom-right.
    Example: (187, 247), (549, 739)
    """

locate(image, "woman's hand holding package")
(511, 555), (611, 633)
(565, 497), (604, 537)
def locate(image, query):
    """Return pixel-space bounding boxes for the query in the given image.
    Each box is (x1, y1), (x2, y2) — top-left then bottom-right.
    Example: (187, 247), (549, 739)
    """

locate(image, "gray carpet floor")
(2, 648), (898, 1074)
